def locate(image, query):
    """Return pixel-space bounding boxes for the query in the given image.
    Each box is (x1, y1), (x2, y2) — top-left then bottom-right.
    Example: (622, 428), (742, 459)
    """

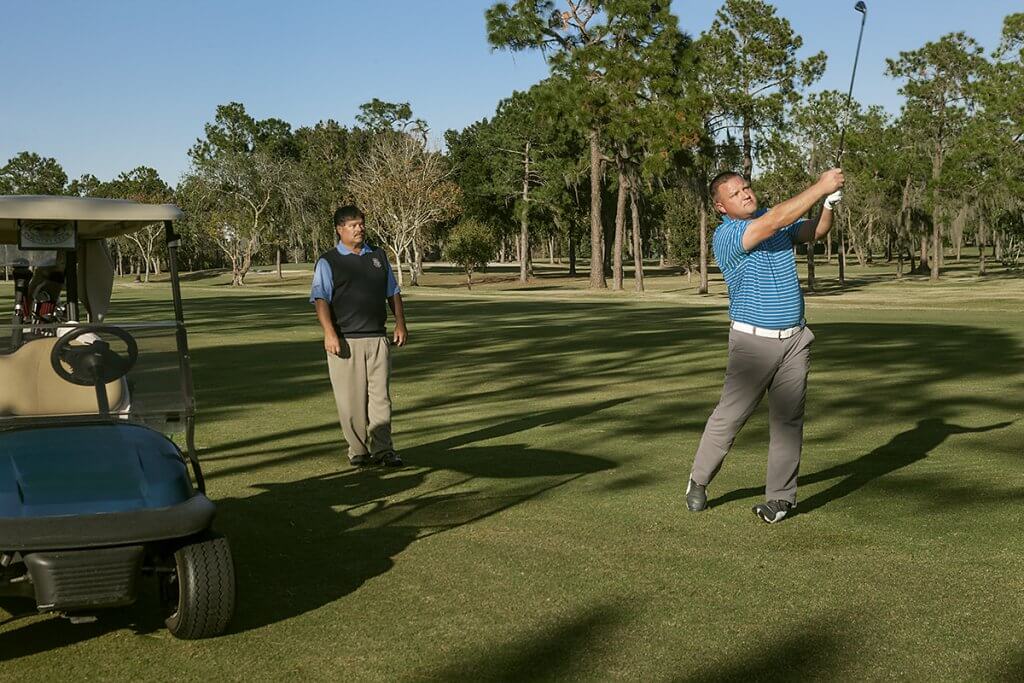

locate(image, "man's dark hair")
(709, 171), (745, 201)
(333, 205), (365, 226)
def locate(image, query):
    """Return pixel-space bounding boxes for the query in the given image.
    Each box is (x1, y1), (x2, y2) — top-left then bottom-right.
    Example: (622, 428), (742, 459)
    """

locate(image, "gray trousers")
(691, 325), (814, 503)
(326, 336), (393, 458)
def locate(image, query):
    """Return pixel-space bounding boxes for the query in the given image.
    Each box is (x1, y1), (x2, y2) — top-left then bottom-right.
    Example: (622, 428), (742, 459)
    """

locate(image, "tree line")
(2, 1), (1021, 289)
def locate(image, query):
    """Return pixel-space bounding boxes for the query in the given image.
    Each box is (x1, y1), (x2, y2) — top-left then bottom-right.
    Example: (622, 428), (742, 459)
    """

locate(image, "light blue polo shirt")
(309, 243), (400, 303)
(712, 210), (805, 329)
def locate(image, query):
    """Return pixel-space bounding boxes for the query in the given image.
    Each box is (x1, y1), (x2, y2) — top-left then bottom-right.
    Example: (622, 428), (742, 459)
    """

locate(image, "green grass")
(2, 255), (1023, 681)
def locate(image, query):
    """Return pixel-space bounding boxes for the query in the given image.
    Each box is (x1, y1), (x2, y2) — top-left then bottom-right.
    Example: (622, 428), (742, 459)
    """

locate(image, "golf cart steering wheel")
(50, 325), (139, 387)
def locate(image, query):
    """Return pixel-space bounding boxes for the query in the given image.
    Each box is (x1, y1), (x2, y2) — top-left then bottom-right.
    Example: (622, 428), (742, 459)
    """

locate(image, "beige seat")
(0, 338), (125, 416)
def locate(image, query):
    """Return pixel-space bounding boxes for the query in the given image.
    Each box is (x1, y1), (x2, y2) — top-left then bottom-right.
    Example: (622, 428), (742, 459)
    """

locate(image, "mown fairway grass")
(2, 255), (1023, 681)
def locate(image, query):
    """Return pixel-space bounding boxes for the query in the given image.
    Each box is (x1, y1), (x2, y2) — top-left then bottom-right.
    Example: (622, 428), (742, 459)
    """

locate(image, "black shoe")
(374, 450), (403, 467)
(752, 499), (795, 524)
(686, 478), (707, 512)
(349, 453), (370, 467)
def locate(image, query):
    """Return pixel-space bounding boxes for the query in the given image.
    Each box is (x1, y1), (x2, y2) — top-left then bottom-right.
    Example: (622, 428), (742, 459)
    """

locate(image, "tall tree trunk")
(405, 245), (418, 286)
(520, 140), (531, 284)
(920, 236), (929, 273)
(979, 223), (987, 276)
(567, 228), (577, 276)
(549, 236), (555, 264)
(519, 216), (530, 284)
(806, 242), (816, 292)
(413, 240), (424, 279)
(612, 163), (627, 291)
(630, 183), (644, 293)
(393, 247), (405, 287)
(276, 247), (283, 279)
(865, 215), (874, 263)
(838, 208), (848, 286)
(742, 115), (753, 178)
(825, 233), (832, 263)
(931, 156), (942, 281)
(588, 130), (606, 289)
(556, 215), (575, 277)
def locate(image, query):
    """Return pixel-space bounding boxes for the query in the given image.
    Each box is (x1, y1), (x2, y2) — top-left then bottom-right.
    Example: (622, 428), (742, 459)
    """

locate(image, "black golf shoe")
(752, 499), (795, 524)
(349, 453), (371, 467)
(374, 450), (404, 467)
(686, 478), (707, 512)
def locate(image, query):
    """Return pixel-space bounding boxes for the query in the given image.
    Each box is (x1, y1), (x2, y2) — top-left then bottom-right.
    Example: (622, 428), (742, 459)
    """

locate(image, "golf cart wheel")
(161, 533), (236, 639)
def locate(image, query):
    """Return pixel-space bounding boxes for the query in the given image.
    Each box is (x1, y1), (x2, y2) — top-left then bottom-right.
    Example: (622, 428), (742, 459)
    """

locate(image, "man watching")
(310, 205), (408, 467)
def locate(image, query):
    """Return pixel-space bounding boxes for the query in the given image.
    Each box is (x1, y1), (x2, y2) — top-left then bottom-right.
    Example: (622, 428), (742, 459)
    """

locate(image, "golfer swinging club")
(685, 168), (844, 523)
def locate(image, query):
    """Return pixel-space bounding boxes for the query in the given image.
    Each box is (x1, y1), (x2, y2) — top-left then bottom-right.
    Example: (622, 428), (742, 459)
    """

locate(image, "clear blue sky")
(1, 0), (1018, 186)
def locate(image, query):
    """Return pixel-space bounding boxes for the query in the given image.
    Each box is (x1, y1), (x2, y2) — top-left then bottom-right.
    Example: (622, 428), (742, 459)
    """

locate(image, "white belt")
(731, 321), (804, 339)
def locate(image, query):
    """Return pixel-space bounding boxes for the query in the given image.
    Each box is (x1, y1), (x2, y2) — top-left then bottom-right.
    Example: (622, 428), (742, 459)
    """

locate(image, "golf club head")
(854, 1), (867, 14)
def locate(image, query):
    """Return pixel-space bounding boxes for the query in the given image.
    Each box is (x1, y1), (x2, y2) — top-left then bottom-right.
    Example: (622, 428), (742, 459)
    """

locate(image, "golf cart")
(0, 195), (235, 639)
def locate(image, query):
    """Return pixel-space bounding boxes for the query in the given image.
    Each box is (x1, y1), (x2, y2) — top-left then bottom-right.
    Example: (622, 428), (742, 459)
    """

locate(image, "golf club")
(836, 1), (868, 166)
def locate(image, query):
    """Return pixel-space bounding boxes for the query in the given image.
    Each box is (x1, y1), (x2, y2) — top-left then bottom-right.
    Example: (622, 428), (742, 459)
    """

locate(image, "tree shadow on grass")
(421, 608), (844, 682)
(673, 619), (844, 682)
(212, 400), (620, 633)
(422, 604), (624, 682)
(989, 649), (1024, 681)
(709, 418), (1013, 513)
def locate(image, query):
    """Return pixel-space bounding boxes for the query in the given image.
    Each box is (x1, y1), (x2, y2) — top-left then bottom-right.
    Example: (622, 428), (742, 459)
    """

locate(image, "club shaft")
(836, 11), (867, 166)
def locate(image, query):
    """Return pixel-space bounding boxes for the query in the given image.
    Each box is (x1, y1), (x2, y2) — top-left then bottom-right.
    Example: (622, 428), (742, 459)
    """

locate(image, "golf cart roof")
(0, 195), (183, 243)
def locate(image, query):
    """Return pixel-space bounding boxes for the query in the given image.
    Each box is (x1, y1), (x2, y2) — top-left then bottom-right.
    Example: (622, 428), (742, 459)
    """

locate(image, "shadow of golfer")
(710, 418), (1012, 514)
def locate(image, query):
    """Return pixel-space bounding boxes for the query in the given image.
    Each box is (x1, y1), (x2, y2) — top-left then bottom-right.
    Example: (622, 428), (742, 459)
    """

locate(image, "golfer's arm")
(314, 299), (336, 337)
(794, 207), (835, 243)
(813, 207), (835, 240)
(743, 182), (828, 251)
(388, 294), (406, 327)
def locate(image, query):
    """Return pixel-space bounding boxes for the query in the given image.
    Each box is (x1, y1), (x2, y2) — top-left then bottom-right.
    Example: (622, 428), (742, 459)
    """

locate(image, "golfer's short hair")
(709, 171), (746, 201)
(333, 205), (364, 226)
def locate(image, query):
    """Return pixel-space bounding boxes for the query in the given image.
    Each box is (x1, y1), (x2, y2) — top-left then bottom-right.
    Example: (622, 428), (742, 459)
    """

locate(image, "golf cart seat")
(0, 337), (126, 417)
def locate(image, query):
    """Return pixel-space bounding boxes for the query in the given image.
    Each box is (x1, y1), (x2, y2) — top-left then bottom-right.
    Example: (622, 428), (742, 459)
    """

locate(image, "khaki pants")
(326, 336), (393, 458)
(691, 325), (814, 503)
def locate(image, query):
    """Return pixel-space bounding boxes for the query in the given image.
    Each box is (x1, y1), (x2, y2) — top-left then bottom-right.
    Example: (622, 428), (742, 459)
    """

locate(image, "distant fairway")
(2, 257), (1023, 680)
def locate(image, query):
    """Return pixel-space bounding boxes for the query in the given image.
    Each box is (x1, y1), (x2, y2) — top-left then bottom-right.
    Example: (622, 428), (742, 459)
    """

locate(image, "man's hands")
(393, 322), (408, 347)
(824, 190), (843, 211)
(819, 168), (844, 213)
(817, 168), (845, 195)
(324, 326), (407, 355)
(324, 330), (341, 356)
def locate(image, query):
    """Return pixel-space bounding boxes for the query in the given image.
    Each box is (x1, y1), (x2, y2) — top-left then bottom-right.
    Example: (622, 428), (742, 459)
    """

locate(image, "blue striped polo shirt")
(712, 210), (805, 329)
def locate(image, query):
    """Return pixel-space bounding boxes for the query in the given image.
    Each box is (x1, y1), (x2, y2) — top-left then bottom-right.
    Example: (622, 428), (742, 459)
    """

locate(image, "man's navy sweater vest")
(320, 246), (389, 337)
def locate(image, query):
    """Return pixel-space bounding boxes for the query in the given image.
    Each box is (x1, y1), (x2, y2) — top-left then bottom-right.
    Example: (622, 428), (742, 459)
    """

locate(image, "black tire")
(161, 533), (235, 639)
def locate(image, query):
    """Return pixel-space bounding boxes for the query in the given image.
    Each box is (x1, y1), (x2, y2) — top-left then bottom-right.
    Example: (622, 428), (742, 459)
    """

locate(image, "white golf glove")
(824, 190), (843, 211)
